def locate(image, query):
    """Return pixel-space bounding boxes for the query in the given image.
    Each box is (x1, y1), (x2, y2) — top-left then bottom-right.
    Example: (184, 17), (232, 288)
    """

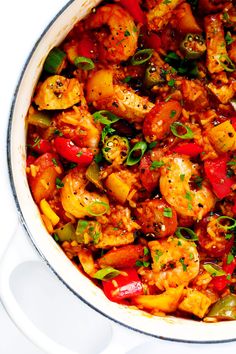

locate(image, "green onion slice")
(86, 201), (110, 216)
(74, 56), (95, 70)
(43, 47), (66, 74)
(218, 54), (235, 72)
(93, 110), (120, 125)
(131, 49), (153, 66)
(175, 227), (198, 241)
(215, 216), (236, 230)
(126, 141), (147, 166)
(203, 263), (226, 277)
(170, 122), (194, 139)
(93, 267), (121, 280)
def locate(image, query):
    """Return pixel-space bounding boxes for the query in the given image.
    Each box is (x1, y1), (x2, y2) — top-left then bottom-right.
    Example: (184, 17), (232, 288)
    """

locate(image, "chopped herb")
(55, 177), (64, 189)
(225, 32), (234, 46)
(168, 78), (176, 87)
(52, 158), (58, 166)
(32, 136), (41, 147)
(164, 51), (199, 78)
(136, 260), (150, 267)
(189, 253), (194, 260)
(122, 76), (132, 83)
(150, 160), (165, 170)
(225, 234), (233, 240)
(165, 95), (172, 102)
(227, 253), (234, 265)
(76, 220), (89, 234)
(227, 274), (232, 280)
(94, 152), (103, 164)
(227, 159), (236, 166)
(149, 141), (157, 149)
(163, 207), (173, 218)
(155, 250), (163, 262)
(124, 30), (130, 37)
(163, 0), (171, 4)
(54, 129), (63, 136)
(180, 174), (185, 181)
(179, 257), (187, 271)
(53, 233), (59, 242)
(76, 151), (83, 158)
(92, 231), (100, 244)
(194, 175), (203, 188)
(101, 125), (115, 143)
(67, 162), (77, 169)
(185, 191), (192, 201)
(170, 110), (176, 118)
(143, 247), (149, 256)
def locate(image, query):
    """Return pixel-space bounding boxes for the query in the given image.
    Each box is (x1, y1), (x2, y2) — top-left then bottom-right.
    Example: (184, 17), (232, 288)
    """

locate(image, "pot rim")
(6, 0), (236, 344)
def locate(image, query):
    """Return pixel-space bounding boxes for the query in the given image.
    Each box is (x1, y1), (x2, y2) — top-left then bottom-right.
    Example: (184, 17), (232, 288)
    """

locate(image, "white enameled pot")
(2, 0), (236, 352)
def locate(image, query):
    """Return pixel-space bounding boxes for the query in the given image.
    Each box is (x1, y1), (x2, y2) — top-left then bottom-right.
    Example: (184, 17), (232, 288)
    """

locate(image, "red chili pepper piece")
(54, 137), (93, 166)
(204, 155), (235, 199)
(118, 0), (146, 24)
(102, 268), (143, 302)
(172, 143), (203, 157)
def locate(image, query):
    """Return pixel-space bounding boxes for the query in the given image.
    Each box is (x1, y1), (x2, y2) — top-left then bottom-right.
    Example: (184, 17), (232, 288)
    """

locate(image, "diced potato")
(105, 173), (130, 204)
(178, 288), (211, 318)
(174, 3), (202, 34)
(39, 198), (60, 226)
(133, 285), (184, 312)
(86, 69), (114, 102)
(207, 120), (236, 153)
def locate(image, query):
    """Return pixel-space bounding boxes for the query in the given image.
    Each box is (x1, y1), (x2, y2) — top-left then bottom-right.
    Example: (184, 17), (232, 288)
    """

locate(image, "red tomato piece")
(172, 143), (203, 157)
(118, 0), (146, 24)
(211, 255), (236, 292)
(139, 153), (160, 193)
(102, 268), (143, 302)
(204, 155), (235, 199)
(211, 275), (229, 292)
(143, 32), (162, 52)
(54, 137), (93, 166)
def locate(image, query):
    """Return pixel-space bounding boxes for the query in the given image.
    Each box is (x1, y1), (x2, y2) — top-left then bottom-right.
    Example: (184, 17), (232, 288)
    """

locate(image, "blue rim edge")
(6, 0), (236, 345)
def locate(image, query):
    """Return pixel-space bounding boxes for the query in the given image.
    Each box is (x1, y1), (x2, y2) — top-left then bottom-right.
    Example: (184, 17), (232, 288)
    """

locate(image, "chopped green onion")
(227, 252), (234, 265)
(86, 201), (110, 216)
(126, 141), (147, 166)
(175, 227), (198, 241)
(74, 56), (95, 70)
(93, 267), (121, 280)
(93, 110), (120, 125)
(135, 260), (150, 267)
(131, 49), (153, 66)
(218, 54), (235, 72)
(150, 160), (165, 170)
(101, 125), (116, 143)
(43, 47), (66, 74)
(170, 122), (194, 139)
(163, 207), (173, 218)
(216, 216), (236, 230)
(203, 263), (225, 277)
(55, 177), (64, 189)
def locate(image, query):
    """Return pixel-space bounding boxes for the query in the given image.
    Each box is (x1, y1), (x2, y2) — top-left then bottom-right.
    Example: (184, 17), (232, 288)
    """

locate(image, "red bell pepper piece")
(230, 117), (236, 131)
(143, 32), (162, 52)
(30, 137), (52, 154)
(118, 0), (146, 24)
(76, 35), (96, 59)
(102, 268), (143, 302)
(204, 155), (235, 199)
(172, 143), (203, 157)
(54, 137), (93, 166)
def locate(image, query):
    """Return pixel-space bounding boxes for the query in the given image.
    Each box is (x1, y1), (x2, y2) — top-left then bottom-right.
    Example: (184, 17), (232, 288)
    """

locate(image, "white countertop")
(1, 1), (236, 353)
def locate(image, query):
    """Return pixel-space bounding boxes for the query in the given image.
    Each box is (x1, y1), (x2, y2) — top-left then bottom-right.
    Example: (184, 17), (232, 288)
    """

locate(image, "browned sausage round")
(134, 199), (178, 237)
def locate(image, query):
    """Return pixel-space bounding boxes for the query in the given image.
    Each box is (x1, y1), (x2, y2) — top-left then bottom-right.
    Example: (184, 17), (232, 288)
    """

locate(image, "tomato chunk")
(102, 268), (143, 302)
(118, 0), (146, 24)
(172, 143), (203, 157)
(204, 155), (235, 199)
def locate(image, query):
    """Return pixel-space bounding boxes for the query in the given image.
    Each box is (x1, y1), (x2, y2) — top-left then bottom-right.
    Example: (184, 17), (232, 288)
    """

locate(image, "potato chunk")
(178, 288), (211, 318)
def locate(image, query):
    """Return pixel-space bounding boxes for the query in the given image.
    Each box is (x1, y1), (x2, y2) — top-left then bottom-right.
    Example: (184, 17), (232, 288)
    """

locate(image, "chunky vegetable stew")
(26, 0), (236, 321)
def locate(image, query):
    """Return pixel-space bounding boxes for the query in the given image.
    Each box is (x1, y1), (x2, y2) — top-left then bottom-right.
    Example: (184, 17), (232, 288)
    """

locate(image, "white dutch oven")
(2, 0), (236, 352)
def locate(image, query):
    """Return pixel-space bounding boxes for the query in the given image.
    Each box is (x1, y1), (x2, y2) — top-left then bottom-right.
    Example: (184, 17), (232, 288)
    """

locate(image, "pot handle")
(0, 224), (146, 354)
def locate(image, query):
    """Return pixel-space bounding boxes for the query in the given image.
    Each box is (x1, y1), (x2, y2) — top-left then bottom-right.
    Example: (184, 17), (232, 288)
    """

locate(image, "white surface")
(1, 1), (236, 353)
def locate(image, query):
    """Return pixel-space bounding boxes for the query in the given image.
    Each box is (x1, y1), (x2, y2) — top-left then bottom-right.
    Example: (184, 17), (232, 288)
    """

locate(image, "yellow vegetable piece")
(133, 285), (184, 313)
(86, 69), (114, 102)
(105, 173), (130, 204)
(40, 198), (60, 226)
(178, 288), (211, 318)
(207, 120), (236, 153)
